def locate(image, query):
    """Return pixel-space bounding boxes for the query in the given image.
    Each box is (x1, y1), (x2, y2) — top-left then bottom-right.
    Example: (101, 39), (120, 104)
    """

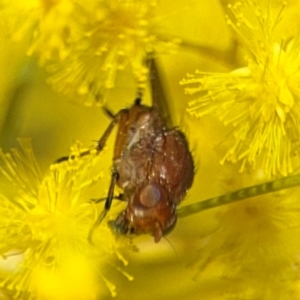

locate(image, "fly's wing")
(148, 58), (173, 128)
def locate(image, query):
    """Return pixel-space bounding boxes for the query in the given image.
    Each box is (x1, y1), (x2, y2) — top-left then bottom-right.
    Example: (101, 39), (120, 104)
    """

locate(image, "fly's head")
(110, 183), (177, 242)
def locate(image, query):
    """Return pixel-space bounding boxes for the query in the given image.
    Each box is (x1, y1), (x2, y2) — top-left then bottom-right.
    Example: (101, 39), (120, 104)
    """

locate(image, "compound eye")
(140, 184), (161, 208)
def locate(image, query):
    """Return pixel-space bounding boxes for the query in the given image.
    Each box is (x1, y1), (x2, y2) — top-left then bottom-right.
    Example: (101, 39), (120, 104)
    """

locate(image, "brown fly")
(57, 60), (194, 242)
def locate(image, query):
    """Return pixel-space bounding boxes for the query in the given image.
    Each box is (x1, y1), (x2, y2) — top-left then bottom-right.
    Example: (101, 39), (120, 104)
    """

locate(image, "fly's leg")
(55, 107), (121, 163)
(90, 193), (124, 203)
(55, 96), (146, 243)
(56, 96), (143, 163)
(88, 170), (119, 244)
(53, 107), (126, 244)
(88, 98), (146, 242)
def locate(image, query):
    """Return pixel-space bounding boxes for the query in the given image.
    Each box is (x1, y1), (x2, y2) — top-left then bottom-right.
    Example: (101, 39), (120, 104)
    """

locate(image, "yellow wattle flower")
(181, 0), (300, 176)
(0, 0), (180, 106)
(0, 139), (132, 299)
(1, 0), (84, 64)
(47, 0), (180, 106)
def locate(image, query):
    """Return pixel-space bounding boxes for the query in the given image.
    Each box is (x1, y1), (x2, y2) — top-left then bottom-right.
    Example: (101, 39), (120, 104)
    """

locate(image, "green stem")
(177, 173), (300, 218)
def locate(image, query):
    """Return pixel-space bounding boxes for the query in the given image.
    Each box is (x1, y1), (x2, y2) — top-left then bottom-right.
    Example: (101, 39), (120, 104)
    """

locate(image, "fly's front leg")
(55, 107), (123, 163)
(88, 169), (119, 244)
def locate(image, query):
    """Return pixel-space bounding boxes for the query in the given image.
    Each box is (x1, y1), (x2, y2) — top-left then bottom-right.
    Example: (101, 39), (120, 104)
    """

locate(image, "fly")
(57, 60), (194, 243)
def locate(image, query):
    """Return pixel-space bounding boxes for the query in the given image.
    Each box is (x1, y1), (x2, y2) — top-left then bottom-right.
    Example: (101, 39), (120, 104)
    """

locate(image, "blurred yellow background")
(1, 0), (300, 299)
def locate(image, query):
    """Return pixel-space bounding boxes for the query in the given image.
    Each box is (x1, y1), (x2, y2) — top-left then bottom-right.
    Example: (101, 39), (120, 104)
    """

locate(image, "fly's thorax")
(125, 106), (164, 150)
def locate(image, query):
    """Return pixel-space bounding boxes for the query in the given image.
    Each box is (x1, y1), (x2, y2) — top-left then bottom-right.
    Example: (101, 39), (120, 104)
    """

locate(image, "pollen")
(181, 1), (300, 176)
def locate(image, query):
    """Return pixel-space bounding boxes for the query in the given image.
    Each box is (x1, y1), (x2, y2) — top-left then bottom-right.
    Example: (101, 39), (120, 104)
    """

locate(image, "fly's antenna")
(177, 173), (300, 218)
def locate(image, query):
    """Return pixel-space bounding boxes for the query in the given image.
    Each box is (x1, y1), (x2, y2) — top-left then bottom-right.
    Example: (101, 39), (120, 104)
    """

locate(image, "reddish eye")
(140, 184), (161, 207)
